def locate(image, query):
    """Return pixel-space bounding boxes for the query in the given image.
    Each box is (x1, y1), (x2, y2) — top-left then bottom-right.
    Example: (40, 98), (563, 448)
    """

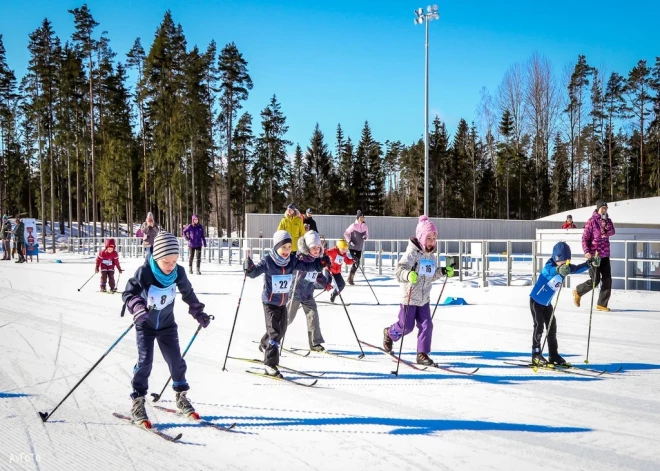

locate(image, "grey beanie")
(303, 230), (321, 248)
(273, 230), (292, 252)
(152, 232), (179, 261)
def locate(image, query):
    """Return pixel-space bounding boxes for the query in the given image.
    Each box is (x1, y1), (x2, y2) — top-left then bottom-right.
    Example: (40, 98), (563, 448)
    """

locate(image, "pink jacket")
(344, 221), (369, 252)
(582, 211), (615, 258)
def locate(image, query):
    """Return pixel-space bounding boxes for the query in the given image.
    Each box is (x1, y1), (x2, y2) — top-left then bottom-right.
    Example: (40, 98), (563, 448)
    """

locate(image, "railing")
(67, 237), (660, 291)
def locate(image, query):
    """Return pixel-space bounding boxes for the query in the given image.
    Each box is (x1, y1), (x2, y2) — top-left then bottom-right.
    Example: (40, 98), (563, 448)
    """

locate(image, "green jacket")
(13, 221), (25, 241)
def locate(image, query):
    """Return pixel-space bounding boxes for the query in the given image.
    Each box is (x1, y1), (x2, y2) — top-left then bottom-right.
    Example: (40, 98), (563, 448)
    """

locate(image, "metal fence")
(68, 236), (660, 291)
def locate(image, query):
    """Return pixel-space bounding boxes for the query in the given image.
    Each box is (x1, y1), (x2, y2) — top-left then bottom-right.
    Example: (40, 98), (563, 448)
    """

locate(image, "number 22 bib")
(272, 274), (293, 294)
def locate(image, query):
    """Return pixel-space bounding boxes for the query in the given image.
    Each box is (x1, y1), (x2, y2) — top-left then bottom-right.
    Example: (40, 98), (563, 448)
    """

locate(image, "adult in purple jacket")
(183, 214), (206, 275)
(573, 200), (615, 311)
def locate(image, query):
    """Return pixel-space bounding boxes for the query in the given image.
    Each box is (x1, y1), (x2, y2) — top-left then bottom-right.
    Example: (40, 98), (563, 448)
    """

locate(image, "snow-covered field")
(1, 252), (659, 471)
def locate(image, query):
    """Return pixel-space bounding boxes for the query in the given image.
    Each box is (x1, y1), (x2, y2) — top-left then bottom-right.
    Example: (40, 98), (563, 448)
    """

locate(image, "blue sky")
(1, 0), (658, 154)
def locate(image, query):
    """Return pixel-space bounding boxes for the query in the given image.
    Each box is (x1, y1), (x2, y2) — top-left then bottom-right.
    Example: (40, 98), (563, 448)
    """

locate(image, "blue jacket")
(122, 259), (202, 330)
(292, 237), (331, 302)
(530, 258), (589, 306)
(249, 254), (324, 306)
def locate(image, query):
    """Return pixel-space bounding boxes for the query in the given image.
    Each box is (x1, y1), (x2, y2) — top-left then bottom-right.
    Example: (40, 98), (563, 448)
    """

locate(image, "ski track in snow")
(1, 253), (660, 470)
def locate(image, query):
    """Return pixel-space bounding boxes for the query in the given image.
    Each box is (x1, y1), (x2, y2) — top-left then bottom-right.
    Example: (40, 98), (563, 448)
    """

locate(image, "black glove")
(197, 314), (212, 328)
(320, 255), (331, 268)
(243, 256), (255, 274)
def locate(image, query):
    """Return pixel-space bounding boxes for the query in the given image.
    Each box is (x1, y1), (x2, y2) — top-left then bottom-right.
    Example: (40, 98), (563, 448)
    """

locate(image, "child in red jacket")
(95, 238), (123, 292)
(324, 239), (354, 302)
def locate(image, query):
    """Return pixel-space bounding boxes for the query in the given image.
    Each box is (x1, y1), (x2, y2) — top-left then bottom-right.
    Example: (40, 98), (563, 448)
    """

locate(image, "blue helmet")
(552, 242), (571, 263)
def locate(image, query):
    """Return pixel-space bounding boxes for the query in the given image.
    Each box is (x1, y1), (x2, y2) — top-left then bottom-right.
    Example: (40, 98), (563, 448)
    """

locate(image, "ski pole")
(585, 252), (599, 364)
(359, 262), (380, 305)
(77, 272), (97, 292)
(337, 291), (365, 359)
(391, 263), (418, 377)
(151, 315), (214, 402)
(431, 275), (449, 321)
(39, 322), (136, 422)
(222, 252), (250, 371)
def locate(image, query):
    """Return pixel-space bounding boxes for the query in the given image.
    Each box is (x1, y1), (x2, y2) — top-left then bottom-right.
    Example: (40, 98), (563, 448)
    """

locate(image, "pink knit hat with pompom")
(416, 215), (438, 249)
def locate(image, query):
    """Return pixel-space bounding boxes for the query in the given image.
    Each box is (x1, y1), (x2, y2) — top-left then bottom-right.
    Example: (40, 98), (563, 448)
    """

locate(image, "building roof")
(537, 196), (660, 225)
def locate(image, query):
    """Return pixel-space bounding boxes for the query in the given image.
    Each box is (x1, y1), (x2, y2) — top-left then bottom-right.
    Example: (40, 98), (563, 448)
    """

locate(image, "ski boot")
(549, 354), (570, 367)
(264, 365), (283, 378)
(196, 268), (202, 275)
(329, 290), (337, 303)
(310, 344), (325, 352)
(572, 289), (581, 307)
(416, 352), (434, 366)
(131, 397), (151, 427)
(347, 273), (355, 286)
(188, 266), (193, 275)
(175, 391), (199, 419)
(100, 287), (107, 293)
(532, 352), (549, 367)
(383, 327), (393, 353)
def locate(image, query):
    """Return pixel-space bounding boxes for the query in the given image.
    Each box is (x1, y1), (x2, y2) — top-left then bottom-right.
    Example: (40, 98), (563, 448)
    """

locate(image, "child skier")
(243, 230), (331, 377)
(324, 239), (354, 303)
(287, 231), (332, 352)
(95, 238), (123, 292)
(529, 241), (591, 366)
(383, 216), (454, 366)
(122, 232), (211, 425)
(183, 214), (207, 275)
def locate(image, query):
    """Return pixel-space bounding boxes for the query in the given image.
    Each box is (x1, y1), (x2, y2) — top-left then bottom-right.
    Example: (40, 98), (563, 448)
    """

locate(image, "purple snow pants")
(387, 302), (433, 353)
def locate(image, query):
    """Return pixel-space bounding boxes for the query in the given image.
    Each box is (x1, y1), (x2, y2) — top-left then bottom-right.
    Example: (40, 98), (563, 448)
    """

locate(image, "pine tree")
(383, 140), (403, 216)
(0, 34), (17, 216)
(497, 110), (515, 219)
(428, 117), (449, 217)
(230, 112), (253, 236)
(589, 67), (605, 201)
(218, 42), (252, 235)
(251, 95), (291, 212)
(288, 144), (304, 205)
(335, 124), (353, 213)
(302, 123), (333, 213)
(625, 60), (652, 194)
(352, 121), (372, 213)
(604, 72), (626, 200)
(69, 4), (99, 237)
(366, 138), (384, 215)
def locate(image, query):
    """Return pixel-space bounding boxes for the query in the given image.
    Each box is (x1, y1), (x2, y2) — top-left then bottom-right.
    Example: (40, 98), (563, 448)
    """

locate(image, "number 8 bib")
(272, 274), (293, 294)
(147, 284), (177, 310)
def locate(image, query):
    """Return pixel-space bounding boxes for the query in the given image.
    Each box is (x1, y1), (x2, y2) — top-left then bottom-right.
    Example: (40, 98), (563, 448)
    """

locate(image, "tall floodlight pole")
(414, 5), (439, 216)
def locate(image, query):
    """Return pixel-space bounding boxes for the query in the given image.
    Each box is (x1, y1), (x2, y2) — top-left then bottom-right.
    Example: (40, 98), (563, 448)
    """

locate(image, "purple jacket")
(183, 216), (206, 248)
(582, 211), (615, 258)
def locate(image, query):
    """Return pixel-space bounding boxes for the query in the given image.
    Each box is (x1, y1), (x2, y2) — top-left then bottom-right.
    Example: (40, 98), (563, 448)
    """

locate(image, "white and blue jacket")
(530, 258), (589, 306)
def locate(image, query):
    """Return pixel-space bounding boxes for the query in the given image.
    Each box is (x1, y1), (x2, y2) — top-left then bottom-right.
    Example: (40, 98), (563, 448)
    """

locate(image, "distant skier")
(1, 215), (11, 260)
(183, 214), (206, 275)
(561, 215), (577, 229)
(530, 241), (591, 366)
(140, 212), (160, 256)
(95, 238), (123, 292)
(382, 216), (454, 366)
(243, 230), (331, 378)
(344, 210), (369, 285)
(287, 231), (331, 352)
(324, 239), (354, 303)
(122, 232), (212, 425)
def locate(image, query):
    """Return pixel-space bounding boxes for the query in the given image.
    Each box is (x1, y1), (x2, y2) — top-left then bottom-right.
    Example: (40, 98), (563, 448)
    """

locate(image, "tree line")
(0, 6), (658, 251)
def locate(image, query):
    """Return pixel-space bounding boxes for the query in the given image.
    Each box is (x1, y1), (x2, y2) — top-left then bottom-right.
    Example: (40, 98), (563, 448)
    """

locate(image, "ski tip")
(173, 433), (183, 441)
(189, 412), (200, 420)
(38, 411), (49, 422)
(140, 420), (153, 429)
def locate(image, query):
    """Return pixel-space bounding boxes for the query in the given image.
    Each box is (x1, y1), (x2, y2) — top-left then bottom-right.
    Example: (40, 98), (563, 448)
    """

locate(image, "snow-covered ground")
(1, 252), (659, 470)
(538, 196), (660, 225)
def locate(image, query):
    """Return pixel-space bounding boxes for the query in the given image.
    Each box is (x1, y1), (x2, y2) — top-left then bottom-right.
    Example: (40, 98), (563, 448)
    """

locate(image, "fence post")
(378, 240), (382, 276)
(624, 240), (628, 291)
(507, 240), (512, 287)
(458, 241), (464, 282)
(482, 240), (488, 287)
(531, 240), (537, 284)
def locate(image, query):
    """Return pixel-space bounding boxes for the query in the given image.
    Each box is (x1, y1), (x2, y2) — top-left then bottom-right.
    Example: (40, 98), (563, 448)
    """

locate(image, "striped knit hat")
(152, 232), (179, 261)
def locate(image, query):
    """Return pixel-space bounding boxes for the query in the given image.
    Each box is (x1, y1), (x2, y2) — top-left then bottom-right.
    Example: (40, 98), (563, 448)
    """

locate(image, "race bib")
(304, 271), (319, 283)
(419, 259), (435, 277)
(546, 274), (563, 293)
(335, 255), (344, 265)
(147, 284), (177, 311)
(102, 259), (113, 266)
(272, 274), (293, 294)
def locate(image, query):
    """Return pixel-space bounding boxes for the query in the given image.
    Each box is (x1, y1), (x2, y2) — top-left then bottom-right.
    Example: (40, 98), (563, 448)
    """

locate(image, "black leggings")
(576, 257), (612, 307)
(349, 249), (362, 275)
(189, 247), (201, 268)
